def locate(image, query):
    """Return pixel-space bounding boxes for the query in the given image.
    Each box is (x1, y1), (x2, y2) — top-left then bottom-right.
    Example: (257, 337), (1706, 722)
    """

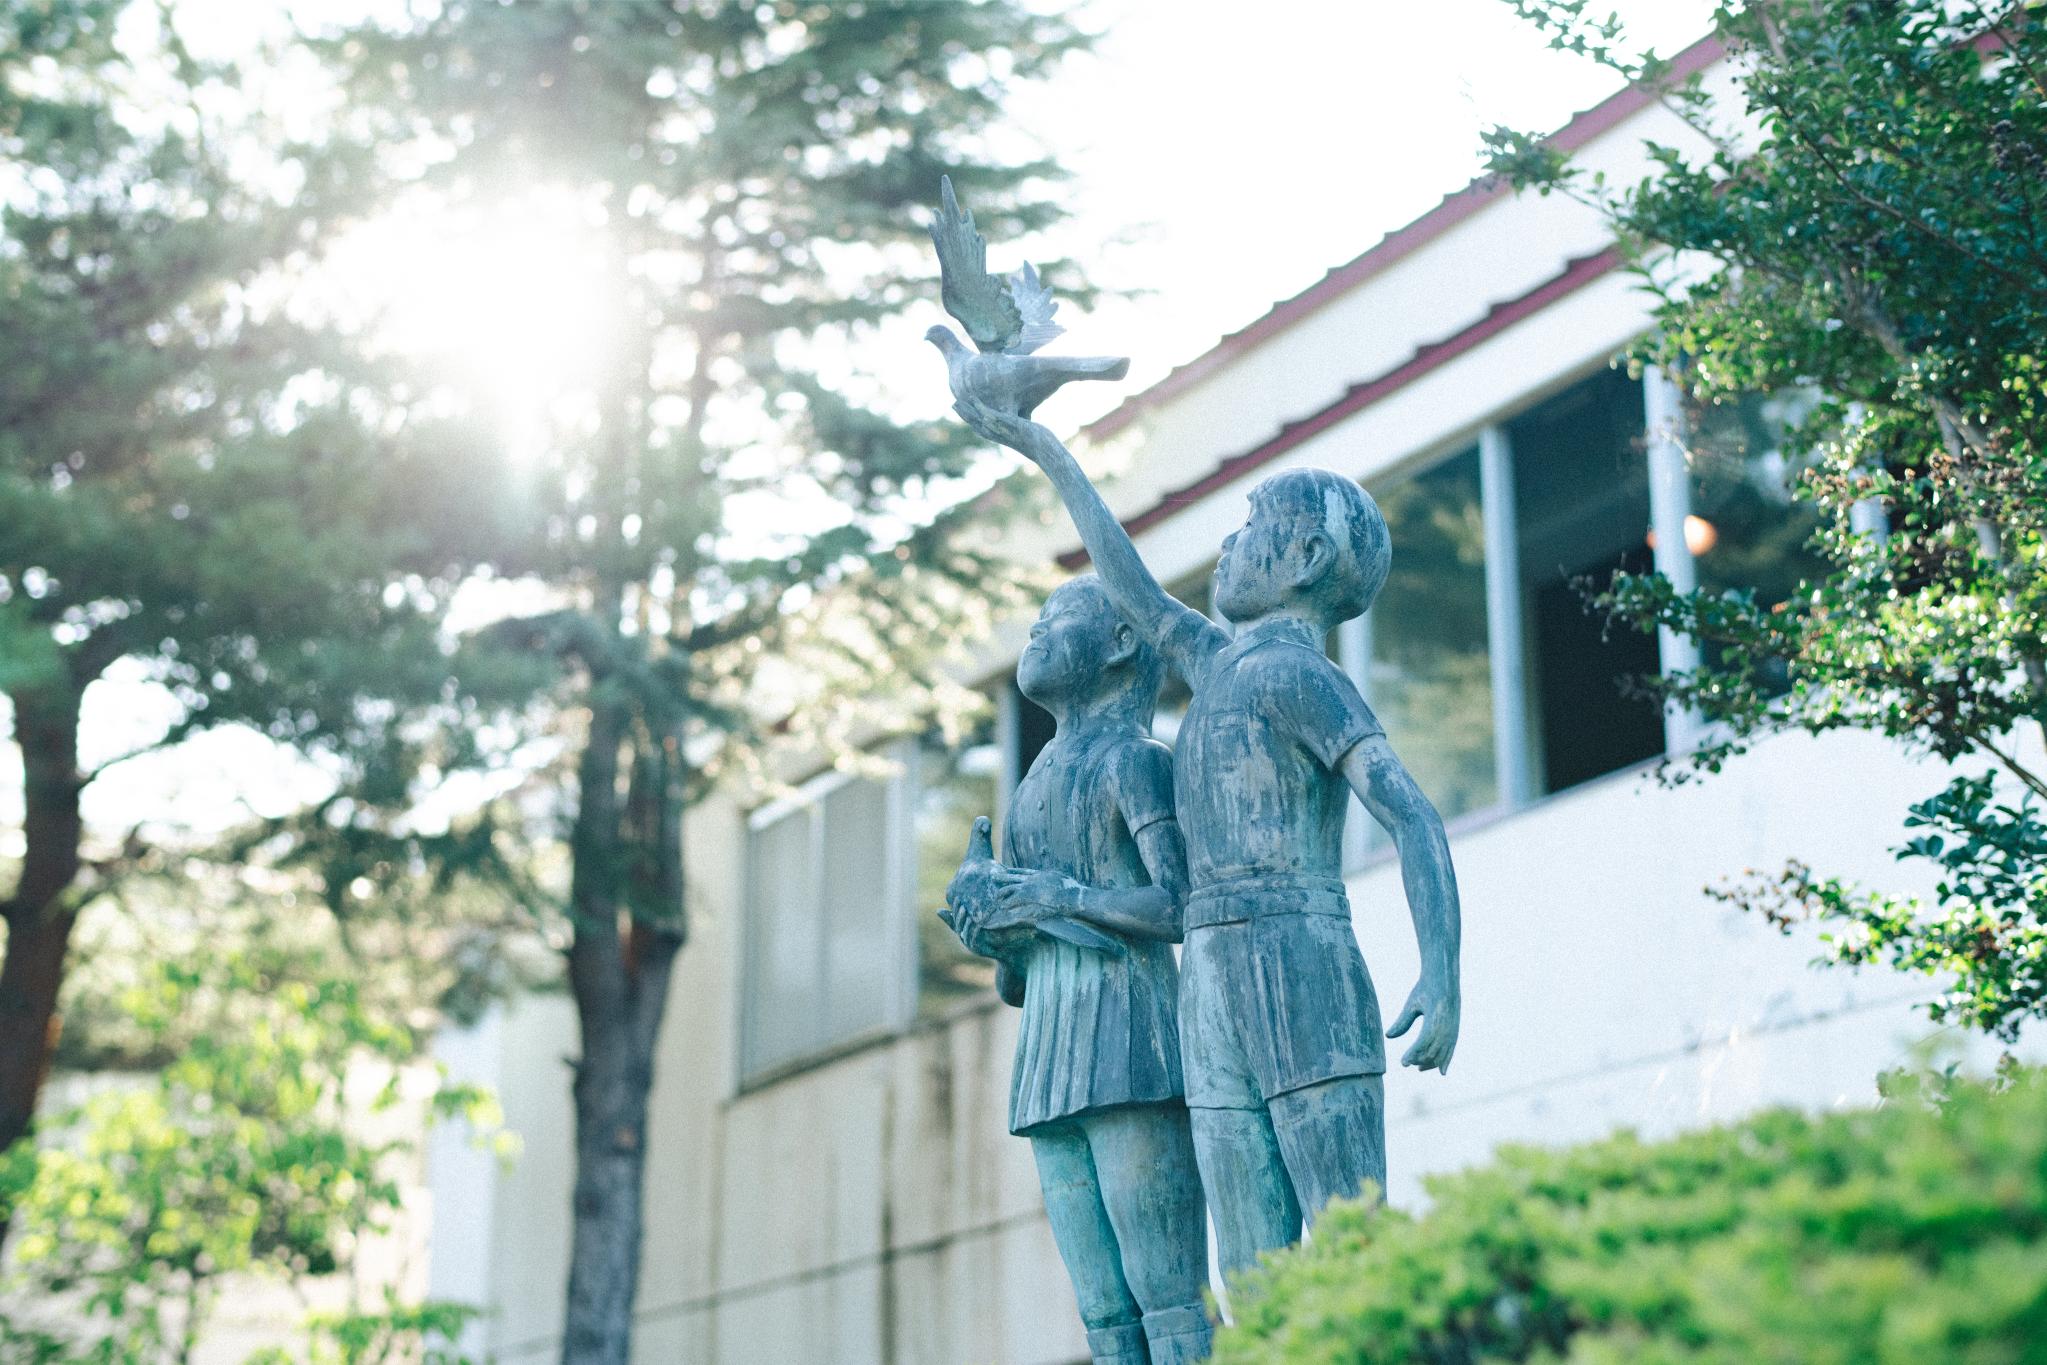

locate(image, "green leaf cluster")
(0, 949), (501, 1364)
(0, 0), (493, 751)
(1486, 2), (2047, 1039)
(1722, 772), (2047, 1043)
(1214, 1069), (2047, 1364)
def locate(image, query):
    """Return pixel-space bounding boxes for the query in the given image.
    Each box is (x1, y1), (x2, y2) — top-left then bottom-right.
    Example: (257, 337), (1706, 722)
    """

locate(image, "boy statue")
(944, 576), (1212, 1365)
(954, 399), (1463, 1276)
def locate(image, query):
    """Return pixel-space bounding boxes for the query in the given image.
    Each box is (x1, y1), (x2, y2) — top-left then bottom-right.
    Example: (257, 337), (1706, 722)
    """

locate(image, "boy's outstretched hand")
(954, 397), (1060, 465)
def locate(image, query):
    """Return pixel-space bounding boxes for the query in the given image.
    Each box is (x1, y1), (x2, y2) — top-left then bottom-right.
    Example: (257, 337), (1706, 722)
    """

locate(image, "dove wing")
(1005, 262), (1065, 355)
(930, 175), (1023, 354)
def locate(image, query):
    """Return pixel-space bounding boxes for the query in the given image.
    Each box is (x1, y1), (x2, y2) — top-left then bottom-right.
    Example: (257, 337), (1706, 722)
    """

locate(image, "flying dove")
(926, 176), (1129, 418)
(940, 816), (1124, 956)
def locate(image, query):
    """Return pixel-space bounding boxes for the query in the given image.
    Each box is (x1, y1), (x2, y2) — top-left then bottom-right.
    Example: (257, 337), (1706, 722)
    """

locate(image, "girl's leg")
(1031, 1123), (1148, 1363)
(1086, 1104), (1215, 1365)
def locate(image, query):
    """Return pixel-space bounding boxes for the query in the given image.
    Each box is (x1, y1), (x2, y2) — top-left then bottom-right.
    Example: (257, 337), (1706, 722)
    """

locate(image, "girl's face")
(1017, 582), (1117, 707)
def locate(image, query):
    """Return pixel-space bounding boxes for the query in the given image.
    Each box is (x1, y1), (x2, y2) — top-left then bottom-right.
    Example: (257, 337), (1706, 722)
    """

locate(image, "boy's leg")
(1181, 924), (1302, 1277)
(1084, 1104), (1214, 1365)
(1030, 1124), (1148, 1363)
(1266, 1073), (1387, 1225)
(1189, 1104), (1301, 1277)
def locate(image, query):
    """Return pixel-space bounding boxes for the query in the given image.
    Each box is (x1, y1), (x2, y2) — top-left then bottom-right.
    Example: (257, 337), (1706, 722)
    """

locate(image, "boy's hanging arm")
(1343, 733), (1463, 1073)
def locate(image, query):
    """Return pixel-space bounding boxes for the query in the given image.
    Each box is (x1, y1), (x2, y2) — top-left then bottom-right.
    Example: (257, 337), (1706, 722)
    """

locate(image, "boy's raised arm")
(954, 399), (1217, 665)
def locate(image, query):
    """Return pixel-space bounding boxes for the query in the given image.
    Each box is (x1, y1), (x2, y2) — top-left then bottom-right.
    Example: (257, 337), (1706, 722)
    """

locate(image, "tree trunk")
(559, 918), (685, 1365)
(558, 690), (686, 1365)
(0, 904), (77, 1153)
(0, 682), (86, 1253)
(560, 993), (661, 1365)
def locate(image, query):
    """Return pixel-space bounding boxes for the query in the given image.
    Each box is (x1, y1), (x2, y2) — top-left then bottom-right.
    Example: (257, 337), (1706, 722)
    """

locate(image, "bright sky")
(7, 0), (1715, 851)
(994, 0), (1715, 427)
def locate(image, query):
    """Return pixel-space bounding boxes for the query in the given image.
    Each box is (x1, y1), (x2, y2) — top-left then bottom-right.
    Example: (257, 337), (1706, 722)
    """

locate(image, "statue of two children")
(941, 401), (1464, 1365)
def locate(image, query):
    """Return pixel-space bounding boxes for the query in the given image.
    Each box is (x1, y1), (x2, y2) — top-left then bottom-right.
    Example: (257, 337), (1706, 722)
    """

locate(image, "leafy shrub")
(0, 952), (505, 1363)
(1213, 1072), (2047, 1364)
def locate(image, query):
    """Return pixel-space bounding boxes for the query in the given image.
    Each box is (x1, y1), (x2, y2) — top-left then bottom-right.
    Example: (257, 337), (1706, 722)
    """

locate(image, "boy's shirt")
(1158, 609), (1382, 889)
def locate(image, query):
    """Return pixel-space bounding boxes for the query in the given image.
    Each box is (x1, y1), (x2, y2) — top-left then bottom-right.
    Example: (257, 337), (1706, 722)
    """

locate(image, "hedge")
(1212, 1072), (2047, 1364)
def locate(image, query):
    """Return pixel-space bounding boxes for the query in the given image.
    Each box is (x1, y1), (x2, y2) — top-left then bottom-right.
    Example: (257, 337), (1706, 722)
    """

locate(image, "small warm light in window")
(1645, 515), (1720, 556)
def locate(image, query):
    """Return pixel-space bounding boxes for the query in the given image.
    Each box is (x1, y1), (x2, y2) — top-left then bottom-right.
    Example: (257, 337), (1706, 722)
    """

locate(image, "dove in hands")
(942, 817), (1028, 961)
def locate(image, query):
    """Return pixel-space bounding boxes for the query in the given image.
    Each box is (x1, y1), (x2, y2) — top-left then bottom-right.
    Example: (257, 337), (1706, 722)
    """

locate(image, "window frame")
(1337, 358), (1718, 868)
(734, 748), (917, 1090)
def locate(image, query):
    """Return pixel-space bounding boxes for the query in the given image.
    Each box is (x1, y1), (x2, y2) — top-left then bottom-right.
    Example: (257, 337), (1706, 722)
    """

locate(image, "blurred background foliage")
(0, 949), (504, 1363)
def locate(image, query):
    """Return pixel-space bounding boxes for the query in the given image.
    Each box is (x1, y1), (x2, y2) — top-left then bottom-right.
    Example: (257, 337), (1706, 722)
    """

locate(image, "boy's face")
(1213, 491), (1303, 623)
(1018, 583), (1118, 706)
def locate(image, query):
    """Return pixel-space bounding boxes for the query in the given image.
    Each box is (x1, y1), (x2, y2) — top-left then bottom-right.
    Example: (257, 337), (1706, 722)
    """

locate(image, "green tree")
(0, 948), (500, 1365)
(0, 0), (498, 1228)
(1485, 2), (2047, 1042)
(331, 4), (1089, 1359)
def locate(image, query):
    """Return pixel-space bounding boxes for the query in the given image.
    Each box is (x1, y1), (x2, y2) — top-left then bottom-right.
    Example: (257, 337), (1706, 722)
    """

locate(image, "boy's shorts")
(1178, 875), (1385, 1110)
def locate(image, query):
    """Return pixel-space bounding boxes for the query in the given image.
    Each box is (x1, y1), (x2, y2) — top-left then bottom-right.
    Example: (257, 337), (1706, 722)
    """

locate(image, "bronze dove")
(926, 176), (1128, 418)
(941, 816), (1124, 956)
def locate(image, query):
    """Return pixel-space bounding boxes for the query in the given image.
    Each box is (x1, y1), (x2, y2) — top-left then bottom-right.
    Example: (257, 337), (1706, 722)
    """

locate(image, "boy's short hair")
(1258, 469), (1391, 621)
(1059, 576), (1165, 710)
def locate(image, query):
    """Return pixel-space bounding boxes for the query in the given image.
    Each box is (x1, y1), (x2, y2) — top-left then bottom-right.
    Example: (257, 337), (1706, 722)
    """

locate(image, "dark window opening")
(1510, 367), (1664, 795)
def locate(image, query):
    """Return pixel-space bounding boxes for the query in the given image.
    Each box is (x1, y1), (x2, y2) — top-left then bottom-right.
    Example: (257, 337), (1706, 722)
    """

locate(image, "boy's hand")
(1387, 977), (1460, 1073)
(954, 397), (1059, 465)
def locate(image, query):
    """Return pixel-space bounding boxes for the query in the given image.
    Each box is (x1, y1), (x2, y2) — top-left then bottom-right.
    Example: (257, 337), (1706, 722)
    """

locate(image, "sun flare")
(336, 190), (619, 445)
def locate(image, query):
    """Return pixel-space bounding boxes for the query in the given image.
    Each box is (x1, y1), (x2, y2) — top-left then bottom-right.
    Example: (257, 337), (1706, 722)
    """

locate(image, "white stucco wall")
(1362, 728), (1975, 1207)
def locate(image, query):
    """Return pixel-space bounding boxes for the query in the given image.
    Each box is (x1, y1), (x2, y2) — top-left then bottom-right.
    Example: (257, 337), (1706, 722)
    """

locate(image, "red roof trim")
(1057, 246), (1626, 570)
(1078, 32), (1724, 444)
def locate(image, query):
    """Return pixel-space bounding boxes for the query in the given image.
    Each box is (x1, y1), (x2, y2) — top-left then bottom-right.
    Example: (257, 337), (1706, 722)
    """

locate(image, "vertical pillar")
(1643, 364), (1704, 754)
(1479, 425), (1537, 805)
(888, 740), (917, 1029)
(426, 1007), (506, 1359)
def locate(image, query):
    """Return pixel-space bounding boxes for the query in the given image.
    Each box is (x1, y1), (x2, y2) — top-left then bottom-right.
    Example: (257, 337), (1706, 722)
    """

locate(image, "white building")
(431, 37), (1966, 1364)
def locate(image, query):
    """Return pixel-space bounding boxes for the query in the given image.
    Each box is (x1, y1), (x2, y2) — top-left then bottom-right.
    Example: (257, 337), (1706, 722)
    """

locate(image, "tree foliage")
(0, 0), (501, 1173)
(0, 949), (501, 1365)
(1486, 1), (2047, 1040)
(320, 4), (1092, 1358)
(1213, 1069), (2047, 1364)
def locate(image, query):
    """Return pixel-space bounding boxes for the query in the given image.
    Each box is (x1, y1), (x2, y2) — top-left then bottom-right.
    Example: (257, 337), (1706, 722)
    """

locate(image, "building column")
(1643, 364), (1704, 754)
(427, 1007), (507, 1360)
(889, 739), (918, 1028)
(1479, 425), (1538, 805)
